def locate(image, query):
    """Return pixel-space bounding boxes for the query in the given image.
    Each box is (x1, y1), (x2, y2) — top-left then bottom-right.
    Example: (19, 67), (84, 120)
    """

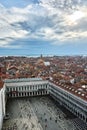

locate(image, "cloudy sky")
(0, 0), (87, 56)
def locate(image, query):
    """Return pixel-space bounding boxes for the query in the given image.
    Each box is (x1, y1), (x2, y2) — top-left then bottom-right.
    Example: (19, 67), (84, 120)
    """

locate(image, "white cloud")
(0, 4), (29, 48)
(0, 0), (87, 48)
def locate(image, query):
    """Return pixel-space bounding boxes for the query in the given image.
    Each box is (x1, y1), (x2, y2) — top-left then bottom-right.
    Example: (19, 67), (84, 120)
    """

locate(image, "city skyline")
(0, 0), (87, 56)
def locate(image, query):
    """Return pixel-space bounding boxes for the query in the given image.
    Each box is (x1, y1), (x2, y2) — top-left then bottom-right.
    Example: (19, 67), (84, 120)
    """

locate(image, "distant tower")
(40, 54), (43, 59)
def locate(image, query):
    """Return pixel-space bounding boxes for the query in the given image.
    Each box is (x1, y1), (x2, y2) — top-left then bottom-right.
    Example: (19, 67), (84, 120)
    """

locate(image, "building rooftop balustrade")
(4, 78), (43, 83)
(50, 80), (87, 102)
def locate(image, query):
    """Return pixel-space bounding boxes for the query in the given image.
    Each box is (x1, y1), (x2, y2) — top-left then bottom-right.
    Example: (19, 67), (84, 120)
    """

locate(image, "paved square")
(2, 96), (87, 130)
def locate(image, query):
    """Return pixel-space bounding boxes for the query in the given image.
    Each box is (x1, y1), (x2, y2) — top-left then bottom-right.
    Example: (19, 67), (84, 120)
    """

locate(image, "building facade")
(49, 82), (87, 124)
(5, 78), (49, 98)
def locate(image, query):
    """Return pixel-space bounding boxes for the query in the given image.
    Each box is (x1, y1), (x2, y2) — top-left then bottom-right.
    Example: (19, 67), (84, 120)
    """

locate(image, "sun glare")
(70, 11), (85, 22)
(66, 11), (85, 26)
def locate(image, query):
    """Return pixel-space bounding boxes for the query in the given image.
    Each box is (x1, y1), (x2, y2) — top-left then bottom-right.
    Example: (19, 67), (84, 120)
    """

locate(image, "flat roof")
(5, 80), (48, 87)
(4, 78), (42, 83)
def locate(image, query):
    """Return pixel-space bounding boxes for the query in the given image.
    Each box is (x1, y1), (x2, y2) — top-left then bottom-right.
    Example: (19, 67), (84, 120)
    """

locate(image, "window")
(10, 88), (12, 91)
(6, 88), (9, 91)
(33, 86), (34, 90)
(46, 85), (47, 89)
(27, 86), (29, 90)
(22, 86), (23, 91)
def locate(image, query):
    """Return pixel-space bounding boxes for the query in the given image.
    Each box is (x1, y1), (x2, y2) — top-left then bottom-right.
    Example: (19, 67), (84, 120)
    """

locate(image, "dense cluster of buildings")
(0, 56), (87, 129)
(0, 56), (87, 83)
